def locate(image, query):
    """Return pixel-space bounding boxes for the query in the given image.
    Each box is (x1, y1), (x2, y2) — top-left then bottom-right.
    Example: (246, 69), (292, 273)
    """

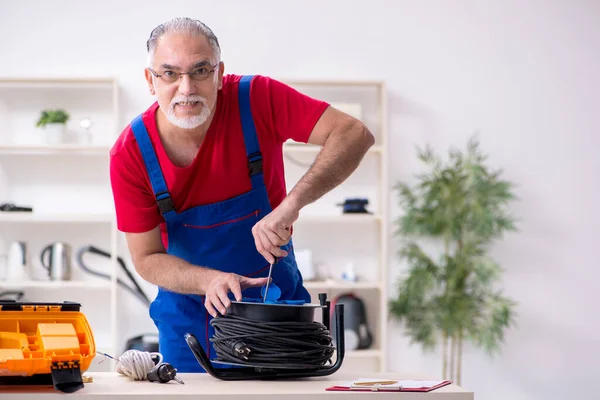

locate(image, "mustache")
(170, 95), (207, 107)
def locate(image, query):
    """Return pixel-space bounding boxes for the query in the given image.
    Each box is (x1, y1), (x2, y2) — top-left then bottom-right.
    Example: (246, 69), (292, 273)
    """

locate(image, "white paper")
(346, 378), (447, 390)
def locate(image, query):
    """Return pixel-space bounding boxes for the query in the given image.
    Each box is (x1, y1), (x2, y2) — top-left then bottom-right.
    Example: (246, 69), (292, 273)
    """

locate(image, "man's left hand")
(252, 200), (298, 264)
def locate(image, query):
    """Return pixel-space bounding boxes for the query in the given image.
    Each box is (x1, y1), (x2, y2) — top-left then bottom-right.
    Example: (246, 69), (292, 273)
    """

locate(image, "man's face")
(145, 33), (223, 130)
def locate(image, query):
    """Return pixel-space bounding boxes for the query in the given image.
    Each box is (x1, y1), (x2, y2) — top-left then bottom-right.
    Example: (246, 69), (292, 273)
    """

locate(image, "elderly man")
(109, 17), (374, 372)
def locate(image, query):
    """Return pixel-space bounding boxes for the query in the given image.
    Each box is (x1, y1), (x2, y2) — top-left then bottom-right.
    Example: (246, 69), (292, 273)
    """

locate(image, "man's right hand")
(204, 272), (269, 318)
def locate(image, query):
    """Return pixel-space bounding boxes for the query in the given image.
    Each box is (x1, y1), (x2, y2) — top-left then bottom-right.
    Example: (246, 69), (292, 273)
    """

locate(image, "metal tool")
(262, 257), (277, 302)
(147, 362), (184, 384)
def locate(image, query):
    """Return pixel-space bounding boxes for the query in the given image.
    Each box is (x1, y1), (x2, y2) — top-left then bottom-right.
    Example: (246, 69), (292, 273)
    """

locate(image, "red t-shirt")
(109, 74), (329, 246)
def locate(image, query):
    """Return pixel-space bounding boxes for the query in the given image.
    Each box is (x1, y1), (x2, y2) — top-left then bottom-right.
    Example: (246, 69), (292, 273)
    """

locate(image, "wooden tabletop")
(1, 371), (474, 399)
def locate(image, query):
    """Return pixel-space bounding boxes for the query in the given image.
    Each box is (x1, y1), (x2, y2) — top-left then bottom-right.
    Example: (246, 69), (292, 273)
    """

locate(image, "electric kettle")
(40, 242), (72, 281)
(6, 241), (29, 281)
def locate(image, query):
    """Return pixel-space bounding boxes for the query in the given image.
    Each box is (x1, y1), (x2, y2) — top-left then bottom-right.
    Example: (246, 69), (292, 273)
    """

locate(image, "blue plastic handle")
(261, 282), (281, 302)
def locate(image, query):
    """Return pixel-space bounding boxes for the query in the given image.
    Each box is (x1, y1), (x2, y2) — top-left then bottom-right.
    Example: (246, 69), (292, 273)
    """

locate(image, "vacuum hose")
(210, 314), (335, 369)
(0, 291), (25, 301)
(76, 245), (151, 307)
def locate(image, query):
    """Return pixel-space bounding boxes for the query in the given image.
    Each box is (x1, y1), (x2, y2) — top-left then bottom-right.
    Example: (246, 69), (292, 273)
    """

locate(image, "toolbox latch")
(51, 361), (84, 393)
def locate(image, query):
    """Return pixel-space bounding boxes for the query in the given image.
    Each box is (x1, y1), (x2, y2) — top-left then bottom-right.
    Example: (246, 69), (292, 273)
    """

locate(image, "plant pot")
(43, 123), (66, 145)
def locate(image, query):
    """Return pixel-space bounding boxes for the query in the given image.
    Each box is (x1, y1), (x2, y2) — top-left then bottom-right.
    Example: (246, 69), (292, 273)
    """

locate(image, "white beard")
(164, 95), (211, 130)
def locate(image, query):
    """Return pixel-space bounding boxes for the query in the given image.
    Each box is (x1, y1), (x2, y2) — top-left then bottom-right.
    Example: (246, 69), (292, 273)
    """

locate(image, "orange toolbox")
(0, 300), (96, 392)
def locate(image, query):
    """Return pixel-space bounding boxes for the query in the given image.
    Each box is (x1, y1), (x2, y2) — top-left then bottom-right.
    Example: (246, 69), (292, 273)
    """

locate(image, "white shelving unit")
(0, 77), (121, 372)
(282, 80), (389, 373)
(0, 76), (389, 374)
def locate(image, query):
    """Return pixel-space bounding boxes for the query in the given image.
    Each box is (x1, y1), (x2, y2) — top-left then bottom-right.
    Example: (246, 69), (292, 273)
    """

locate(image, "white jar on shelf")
(43, 122), (66, 145)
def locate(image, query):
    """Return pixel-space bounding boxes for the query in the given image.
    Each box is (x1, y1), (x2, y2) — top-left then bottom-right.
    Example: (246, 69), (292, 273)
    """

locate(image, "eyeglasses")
(149, 64), (218, 84)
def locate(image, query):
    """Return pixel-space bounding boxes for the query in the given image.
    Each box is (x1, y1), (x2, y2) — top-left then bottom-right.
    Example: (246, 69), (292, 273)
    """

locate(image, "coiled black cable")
(210, 314), (335, 369)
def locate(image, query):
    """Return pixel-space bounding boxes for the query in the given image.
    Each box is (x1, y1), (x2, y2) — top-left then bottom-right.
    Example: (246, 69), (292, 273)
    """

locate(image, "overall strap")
(130, 114), (177, 220)
(238, 75), (264, 189)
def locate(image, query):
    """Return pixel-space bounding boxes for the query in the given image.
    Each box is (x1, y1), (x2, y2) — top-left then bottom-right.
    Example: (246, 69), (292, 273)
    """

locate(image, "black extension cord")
(210, 314), (335, 370)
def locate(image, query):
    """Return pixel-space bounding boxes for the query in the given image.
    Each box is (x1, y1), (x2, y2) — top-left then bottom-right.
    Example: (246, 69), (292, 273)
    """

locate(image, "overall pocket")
(183, 209), (260, 230)
(175, 209), (266, 276)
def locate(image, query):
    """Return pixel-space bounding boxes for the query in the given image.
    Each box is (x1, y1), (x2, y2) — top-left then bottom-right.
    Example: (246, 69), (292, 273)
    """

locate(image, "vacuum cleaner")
(76, 245), (159, 353)
(330, 293), (372, 351)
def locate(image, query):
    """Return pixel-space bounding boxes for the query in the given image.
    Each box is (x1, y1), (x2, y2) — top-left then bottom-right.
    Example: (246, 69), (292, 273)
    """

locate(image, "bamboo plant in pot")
(36, 109), (70, 145)
(389, 137), (518, 386)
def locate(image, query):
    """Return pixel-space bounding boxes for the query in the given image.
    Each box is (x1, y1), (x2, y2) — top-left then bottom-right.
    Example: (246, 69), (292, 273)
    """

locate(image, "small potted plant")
(36, 109), (70, 144)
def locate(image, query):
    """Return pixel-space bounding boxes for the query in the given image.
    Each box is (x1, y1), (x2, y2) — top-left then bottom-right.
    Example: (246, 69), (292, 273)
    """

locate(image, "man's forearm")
(136, 253), (218, 295)
(286, 119), (374, 210)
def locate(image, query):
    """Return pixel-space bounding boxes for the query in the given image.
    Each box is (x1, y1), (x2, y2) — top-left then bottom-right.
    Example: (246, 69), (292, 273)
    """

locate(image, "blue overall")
(130, 75), (311, 372)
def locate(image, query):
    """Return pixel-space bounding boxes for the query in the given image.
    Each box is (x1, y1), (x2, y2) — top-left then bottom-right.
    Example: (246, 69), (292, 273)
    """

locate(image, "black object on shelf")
(0, 291), (25, 301)
(336, 198), (371, 214)
(185, 293), (345, 380)
(0, 203), (33, 212)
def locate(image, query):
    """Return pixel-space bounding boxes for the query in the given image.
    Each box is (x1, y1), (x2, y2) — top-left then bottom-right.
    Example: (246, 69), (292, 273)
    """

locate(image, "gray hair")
(146, 17), (221, 66)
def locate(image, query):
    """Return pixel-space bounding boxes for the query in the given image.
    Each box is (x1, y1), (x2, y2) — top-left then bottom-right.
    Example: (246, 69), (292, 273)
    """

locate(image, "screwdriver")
(262, 256), (278, 302)
(146, 362), (184, 384)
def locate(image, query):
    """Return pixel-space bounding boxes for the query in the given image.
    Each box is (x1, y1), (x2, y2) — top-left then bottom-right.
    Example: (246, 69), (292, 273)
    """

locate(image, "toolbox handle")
(0, 301), (81, 311)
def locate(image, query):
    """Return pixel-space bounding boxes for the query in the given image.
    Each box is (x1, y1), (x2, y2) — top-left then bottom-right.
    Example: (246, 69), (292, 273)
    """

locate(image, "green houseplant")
(35, 109), (70, 144)
(36, 109), (70, 127)
(389, 137), (518, 386)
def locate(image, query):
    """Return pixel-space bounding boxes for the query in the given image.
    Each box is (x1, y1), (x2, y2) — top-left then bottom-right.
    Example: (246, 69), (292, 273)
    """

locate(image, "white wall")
(2, 0), (599, 399)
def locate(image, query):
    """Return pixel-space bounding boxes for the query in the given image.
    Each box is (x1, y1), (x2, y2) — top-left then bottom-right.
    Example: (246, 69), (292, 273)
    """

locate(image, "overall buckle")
(248, 152), (263, 177)
(156, 192), (175, 214)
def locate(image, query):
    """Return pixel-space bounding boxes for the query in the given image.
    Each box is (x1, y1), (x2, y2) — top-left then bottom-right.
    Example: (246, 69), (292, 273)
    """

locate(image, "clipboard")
(325, 379), (452, 392)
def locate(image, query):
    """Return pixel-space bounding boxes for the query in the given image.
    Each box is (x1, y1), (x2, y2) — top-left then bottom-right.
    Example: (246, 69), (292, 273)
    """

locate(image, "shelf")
(283, 143), (383, 154)
(296, 214), (381, 223)
(0, 144), (111, 155)
(279, 80), (388, 373)
(0, 212), (114, 223)
(304, 280), (382, 290)
(2, 142), (382, 156)
(0, 280), (112, 289)
(346, 349), (382, 359)
(0, 75), (122, 371)
(0, 77), (116, 89)
(283, 80), (385, 88)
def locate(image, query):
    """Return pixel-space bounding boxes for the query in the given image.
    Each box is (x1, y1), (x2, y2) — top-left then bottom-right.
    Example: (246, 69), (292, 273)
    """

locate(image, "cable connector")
(232, 341), (251, 360)
(147, 362), (184, 384)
